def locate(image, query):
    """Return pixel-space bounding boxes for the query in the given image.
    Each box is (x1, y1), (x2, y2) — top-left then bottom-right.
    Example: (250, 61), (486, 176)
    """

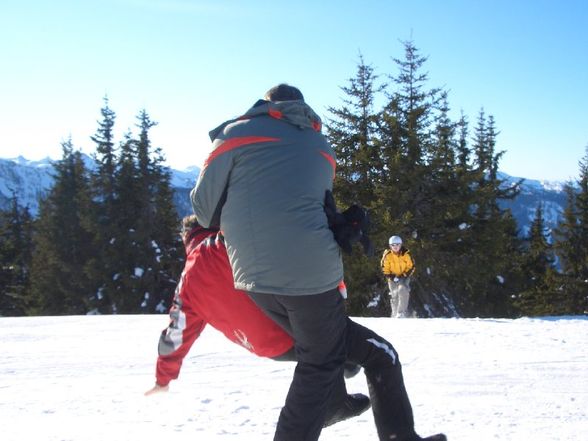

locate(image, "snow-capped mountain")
(0, 154), (200, 218)
(0, 155), (572, 236)
(497, 172), (568, 237)
(0, 156), (55, 215)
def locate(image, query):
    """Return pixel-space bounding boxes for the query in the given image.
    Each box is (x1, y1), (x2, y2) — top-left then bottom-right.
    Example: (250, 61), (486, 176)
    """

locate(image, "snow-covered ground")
(1, 315), (586, 441)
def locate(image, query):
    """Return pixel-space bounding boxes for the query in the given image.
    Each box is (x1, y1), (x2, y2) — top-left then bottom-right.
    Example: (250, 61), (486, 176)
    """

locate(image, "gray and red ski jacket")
(155, 226), (294, 386)
(190, 99), (343, 295)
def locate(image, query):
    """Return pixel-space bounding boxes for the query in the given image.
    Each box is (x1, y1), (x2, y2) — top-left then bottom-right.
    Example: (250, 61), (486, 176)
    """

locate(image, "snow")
(0, 157), (55, 214)
(168, 166), (201, 189)
(155, 301), (167, 314)
(498, 171), (568, 194)
(1, 315), (586, 441)
(367, 295), (380, 308)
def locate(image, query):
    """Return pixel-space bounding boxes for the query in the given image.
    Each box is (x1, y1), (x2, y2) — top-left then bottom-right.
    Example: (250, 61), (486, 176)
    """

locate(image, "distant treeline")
(1, 41), (586, 317)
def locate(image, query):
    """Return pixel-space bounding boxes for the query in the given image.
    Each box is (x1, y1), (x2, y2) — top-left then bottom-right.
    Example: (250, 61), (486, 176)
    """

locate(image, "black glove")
(324, 190), (344, 228)
(324, 190), (374, 257)
(342, 203), (374, 256)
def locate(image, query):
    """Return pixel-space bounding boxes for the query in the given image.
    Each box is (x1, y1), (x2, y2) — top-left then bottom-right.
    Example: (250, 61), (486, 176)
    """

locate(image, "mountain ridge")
(0, 154), (569, 237)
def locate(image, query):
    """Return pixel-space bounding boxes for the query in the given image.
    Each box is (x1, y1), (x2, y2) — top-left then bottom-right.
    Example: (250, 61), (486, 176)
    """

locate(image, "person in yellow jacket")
(381, 236), (415, 318)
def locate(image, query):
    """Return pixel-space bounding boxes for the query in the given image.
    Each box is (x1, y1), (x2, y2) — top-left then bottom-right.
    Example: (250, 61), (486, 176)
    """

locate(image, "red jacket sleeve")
(154, 277), (207, 386)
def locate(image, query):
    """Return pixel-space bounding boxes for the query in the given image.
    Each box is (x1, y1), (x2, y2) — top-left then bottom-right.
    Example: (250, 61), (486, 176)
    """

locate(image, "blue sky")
(1, 0), (586, 181)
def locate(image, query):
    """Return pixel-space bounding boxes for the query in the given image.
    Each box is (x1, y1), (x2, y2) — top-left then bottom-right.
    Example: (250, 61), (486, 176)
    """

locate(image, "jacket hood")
(209, 99), (322, 141)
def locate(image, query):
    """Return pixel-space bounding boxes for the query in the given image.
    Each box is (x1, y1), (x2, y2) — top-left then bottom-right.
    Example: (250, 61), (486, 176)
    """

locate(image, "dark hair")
(264, 84), (304, 102)
(181, 214), (199, 235)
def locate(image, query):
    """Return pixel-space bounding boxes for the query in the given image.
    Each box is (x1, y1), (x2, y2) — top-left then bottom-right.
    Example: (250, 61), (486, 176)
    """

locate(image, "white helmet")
(389, 235), (402, 245)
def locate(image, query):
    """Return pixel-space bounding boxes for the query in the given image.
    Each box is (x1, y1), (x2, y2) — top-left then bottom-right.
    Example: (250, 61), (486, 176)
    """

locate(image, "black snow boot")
(323, 393), (371, 427)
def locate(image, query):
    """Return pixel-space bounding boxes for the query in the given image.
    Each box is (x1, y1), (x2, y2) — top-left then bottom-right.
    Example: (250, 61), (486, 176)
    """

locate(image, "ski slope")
(1, 315), (586, 441)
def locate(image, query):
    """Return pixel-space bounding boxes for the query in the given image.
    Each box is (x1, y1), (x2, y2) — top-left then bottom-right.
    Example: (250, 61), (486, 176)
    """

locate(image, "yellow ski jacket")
(381, 247), (415, 277)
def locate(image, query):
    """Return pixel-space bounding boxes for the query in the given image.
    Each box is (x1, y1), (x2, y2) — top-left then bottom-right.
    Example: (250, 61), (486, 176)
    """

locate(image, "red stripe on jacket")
(203, 136), (280, 169)
(319, 150), (336, 180)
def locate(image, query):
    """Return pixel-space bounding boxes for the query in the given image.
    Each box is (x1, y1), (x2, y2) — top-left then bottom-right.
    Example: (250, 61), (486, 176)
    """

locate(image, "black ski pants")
(250, 291), (417, 441)
(345, 319), (417, 441)
(249, 288), (347, 441)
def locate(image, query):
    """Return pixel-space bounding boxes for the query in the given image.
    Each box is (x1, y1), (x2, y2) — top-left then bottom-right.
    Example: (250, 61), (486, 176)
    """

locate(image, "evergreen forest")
(0, 104), (183, 316)
(1, 41), (586, 317)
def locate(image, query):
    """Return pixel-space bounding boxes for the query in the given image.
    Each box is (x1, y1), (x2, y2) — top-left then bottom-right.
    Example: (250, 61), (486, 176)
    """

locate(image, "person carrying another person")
(145, 214), (370, 428)
(146, 213), (446, 441)
(381, 235), (415, 318)
(189, 83), (444, 440)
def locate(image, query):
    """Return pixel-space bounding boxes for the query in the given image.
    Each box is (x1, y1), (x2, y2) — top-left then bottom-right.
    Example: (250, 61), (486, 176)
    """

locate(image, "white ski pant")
(388, 278), (410, 318)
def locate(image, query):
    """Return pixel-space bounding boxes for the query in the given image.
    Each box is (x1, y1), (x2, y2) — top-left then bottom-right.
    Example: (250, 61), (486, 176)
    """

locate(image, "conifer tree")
(409, 93), (478, 316)
(107, 132), (142, 313)
(380, 40), (439, 223)
(30, 140), (95, 315)
(515, 203), (559, 315)
(420, 92), (462, 241)
(0, 194), (33, 316)
(133, 110), (182, 313)
(103, 111), (182, 314)
(87, 98), (118, 313)
(327, 53), (384, 206)
(390, 40), (438, 167)
(553, 146), (588, 313)
(149, 145), (183, 311)
(91, 97), (117, 207)
(378, 40), (440, 244)
(378, 41), (465, 317)
(459, 111), (522, 316)
(526, 204), (556, 277)
(455, 113), (471, 170)
(326, 54), (385, 312)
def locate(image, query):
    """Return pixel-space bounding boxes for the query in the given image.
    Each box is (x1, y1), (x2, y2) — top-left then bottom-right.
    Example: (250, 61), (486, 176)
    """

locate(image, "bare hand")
(144, 383), (169, 396)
